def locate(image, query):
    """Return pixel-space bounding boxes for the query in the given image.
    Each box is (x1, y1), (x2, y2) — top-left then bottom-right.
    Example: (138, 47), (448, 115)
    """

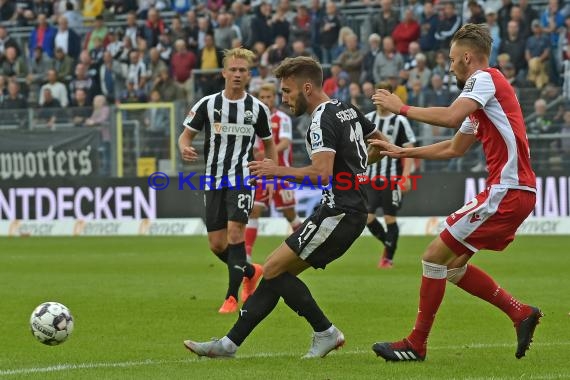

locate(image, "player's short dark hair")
(375, 81), (393, 93)
(451, 23), (492, 58)
(273, 56), (323, 88)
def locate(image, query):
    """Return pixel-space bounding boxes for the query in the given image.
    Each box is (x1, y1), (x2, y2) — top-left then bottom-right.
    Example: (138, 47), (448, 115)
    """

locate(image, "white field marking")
(1, 341), (569, 377)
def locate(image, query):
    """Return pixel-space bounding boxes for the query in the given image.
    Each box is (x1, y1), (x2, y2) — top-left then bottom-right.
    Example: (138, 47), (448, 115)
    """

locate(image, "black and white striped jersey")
(183, 91), (272, 189)
(305, 99), (376, 214)
(365, 111), (416, 179)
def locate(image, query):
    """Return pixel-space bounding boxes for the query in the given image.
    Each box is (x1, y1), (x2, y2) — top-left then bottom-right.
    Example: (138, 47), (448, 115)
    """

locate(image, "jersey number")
(350, 121), (368, 170)
(297, 221), (317, 248)
(238, 194), (252, 212)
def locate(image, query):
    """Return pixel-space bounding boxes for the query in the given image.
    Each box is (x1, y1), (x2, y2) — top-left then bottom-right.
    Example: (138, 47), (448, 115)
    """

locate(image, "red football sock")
(407, 275), (446, 355)
(456, 264), (532, 324)
(245, 223), (258, 257)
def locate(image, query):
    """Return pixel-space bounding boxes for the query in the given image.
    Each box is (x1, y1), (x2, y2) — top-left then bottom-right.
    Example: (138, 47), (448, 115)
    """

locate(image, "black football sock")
(270, 272), (332, 332)
(367, 219), (386, 244)
(215, 247), (229, 263)
(385, 222), (399, 260)
(226, 279), (279, 346)
(225, 243), (252, 299)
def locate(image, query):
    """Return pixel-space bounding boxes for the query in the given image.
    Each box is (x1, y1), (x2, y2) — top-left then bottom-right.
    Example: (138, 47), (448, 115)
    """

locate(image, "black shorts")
(204, 188), (255, 232)
(285, 205), (367, 269)
(364, 180), (402, 215)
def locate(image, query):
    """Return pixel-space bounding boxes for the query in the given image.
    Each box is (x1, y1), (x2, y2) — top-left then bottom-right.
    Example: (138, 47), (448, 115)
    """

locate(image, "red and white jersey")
(458, 68), (536, 191)
(255, 109), (293, 166)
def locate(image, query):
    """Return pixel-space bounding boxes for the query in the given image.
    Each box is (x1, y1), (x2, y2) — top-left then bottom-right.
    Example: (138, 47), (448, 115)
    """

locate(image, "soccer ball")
(30, 302), (74, 346)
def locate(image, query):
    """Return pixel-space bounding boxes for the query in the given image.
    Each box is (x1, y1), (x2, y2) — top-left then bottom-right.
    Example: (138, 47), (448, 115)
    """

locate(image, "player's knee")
(447, 264), (467, 284)
(227, 226), (245, 244)
(209, 242), (226, 255)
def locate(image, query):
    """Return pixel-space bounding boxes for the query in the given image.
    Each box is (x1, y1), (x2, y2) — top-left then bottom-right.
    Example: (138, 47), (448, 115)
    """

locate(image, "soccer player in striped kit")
(370, 23), (542, 362)
(179, 47), (277, 314)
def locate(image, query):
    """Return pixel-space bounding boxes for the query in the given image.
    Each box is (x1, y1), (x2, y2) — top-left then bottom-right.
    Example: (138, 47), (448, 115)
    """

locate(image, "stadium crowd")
(1, 0), (570, 172)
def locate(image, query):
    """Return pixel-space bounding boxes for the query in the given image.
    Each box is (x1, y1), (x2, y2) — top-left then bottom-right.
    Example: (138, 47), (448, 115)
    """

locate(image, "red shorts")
(440, 187), (535, 256)
(254, 182), (296, 210)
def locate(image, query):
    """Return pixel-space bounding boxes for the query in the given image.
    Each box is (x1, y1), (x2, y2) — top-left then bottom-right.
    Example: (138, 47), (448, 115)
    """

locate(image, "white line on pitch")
(1, 341), (569, 377)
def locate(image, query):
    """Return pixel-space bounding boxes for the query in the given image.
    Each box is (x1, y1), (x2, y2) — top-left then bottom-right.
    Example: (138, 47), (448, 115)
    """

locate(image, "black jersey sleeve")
(309, 105), (338, 155)
(354, 106), (378, 138)
(182, 97), (208, 132)
(254, 102), (273, 140)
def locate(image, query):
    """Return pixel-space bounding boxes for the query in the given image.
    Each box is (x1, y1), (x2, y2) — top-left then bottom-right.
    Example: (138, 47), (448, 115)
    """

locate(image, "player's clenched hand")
(368, 139), (407, 158)
(181, 146), (198, 162)
(372, 89), (403, 115)
(248, 158), (278, 177)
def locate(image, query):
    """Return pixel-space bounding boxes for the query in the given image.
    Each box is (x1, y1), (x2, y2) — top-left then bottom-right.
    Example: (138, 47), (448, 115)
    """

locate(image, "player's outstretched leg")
(448, 264), (543, 358)
(372, 260), (447, 362)
(183, 338), (236, 359)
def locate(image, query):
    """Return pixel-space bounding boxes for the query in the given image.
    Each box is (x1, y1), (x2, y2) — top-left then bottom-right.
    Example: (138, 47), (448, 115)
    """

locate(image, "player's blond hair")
(273, 56), (323, 88)
(259, 82), (277, 95)
(451, 23), (492, 58)
(222, 47), (256, 68)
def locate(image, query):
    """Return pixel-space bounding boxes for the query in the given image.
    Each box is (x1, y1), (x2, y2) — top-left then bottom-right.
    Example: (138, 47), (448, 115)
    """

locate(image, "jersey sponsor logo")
(244, 110), (254, 124)
(213, 123), (255, 136)
(469, 213), (481, 223)
(310, 129), (323, 150)
(462, 77), (476, 92)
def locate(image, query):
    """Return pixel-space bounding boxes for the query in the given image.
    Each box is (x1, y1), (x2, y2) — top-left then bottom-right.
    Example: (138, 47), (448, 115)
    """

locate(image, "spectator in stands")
(143, 7), (166, 47)
(143, 90), (170, 159)
(152, 67), (184, 102)
(498, 0), (513, 40)
(0, 0), (16, 22)
(332, 26), (355, 61)
(215, 12), (238, 50)
(519, 0), (539, 30)
(332, 70), (350, 103)
(270, 1), (290, 42)
(51, 47), (74, 82)
(1, 80), (27, 127)
(37, 88), (62, 129)
(337, 34), (364, 84)
(322, 62), (340, 97)
(147, 47), (167, 81)
(83, 0), (104, 18)
(0, 46), (28, 82)
(169, 14), (188, 43)
(527, 57), (550, 89)
(250, 2), (273, 48)
(560, 109), (570, 170)
(124, 11), (143, 48)
(290, 39), (311, 58)
(540, 0), (565, 84)
(27, 46), (52, 103)
(402, 41), (421, 74)
(85, 94), (109, 127)
(197, 32), (223, 97)
(373, 36), (404, 83)
(185, 10), (200, 53)
(499, 20), (527, 80)
(318, 1), (341, 65)
(387, 74), (408, 104)
(126, 50), (147, 92)
(120, 78), (147, 103)
(431, 49), (458, 93)
(407, 53), (431, 90)
(370, 0), (399, 38)
(40, 69), (68, 107)
(418, 1), (439, 59)
(53, 16), (81, 60)
(502, 62), (529, 93)
(105, 29), (124, 59)
(526, 20), (551, 65)
(248, 63), (277, 96)
(435, 2), (461, 50)
(528, 98), (556, 171)
(0, 26), (21, 58)
(70, 88), (92, 126)
(84, 15), (109, 52)
(156, 32), (173, 62)
(557, 15), (570, 76)
(196, 17), (213, 51)
(361, 33), (382, 84)
(99, 51), (123, 103)
(69, 63), (95, 101)
(485, 8), (501, 66)
(466, 0), (486, 24)
(171, 38), (196, 102)
(62, 1), (83, 31)
(28, 13), (56, 58)
(290, 4), (311, 47)
(264, 35), (291, 67)
(392, 7), (420, 56)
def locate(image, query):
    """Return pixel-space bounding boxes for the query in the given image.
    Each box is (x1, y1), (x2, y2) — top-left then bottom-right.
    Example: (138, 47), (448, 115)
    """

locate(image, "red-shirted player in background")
(244, 83), (302, 289)
(369, 24), (542, 362)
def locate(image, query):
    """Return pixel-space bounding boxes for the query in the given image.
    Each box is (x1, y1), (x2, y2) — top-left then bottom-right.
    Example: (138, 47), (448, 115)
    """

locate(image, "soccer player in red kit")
(370, 23), (542, 361)
(245, 83), (302, 269)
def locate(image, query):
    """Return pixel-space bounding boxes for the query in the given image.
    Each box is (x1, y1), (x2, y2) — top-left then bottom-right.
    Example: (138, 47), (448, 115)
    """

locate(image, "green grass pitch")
(1, 235), (569, 379)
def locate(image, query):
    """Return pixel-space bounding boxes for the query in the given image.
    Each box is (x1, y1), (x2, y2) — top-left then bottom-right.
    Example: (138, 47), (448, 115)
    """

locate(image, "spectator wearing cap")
(28, 13), (57, 58)
(373, 36), (404, 83)
(485, 8), (501, 66)
(526, 20), (551, 63)
(391, 7), (420, 56)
